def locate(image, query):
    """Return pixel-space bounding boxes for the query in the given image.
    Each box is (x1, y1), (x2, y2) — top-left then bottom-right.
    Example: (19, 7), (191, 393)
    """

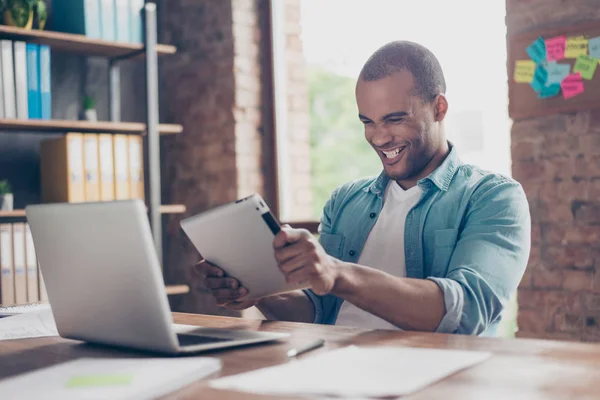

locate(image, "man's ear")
(433, 94), (448, 122)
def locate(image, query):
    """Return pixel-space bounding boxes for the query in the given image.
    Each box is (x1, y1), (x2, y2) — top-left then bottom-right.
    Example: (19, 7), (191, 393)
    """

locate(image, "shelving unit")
(0, 3), (189, 298)
(0, 118), (182, 134)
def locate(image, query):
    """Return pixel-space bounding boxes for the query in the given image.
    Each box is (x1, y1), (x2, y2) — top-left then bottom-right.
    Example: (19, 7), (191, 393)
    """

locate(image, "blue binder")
(26, 43), (40, 119)
(38, 45), (51, 120)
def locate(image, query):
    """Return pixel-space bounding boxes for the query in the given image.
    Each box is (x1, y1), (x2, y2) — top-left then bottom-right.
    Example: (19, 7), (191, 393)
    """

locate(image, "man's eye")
(361, 120), (373, 125)
(388, 118), (405, 124)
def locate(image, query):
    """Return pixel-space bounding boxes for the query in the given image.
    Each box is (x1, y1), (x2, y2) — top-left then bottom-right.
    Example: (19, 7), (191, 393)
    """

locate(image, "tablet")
(180, 194), (309, 300)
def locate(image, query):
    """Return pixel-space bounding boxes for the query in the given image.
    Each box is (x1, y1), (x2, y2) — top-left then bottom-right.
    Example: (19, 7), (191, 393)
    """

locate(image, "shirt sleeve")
(427, 178), (531, 335)
(303, 187), (341, 325)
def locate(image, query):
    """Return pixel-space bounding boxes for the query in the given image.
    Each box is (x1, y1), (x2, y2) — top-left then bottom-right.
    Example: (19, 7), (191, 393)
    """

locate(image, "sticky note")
(546, 35), (566, 61)
(546, 62), (571, 84)
(514, 60), (536, 83)
(66, 374), (134, 388)
(565, 36), (588, 58)
(561, 72), (584, 100)
(538, 83), (561, 99)
(527, 36), (546, 64)
(530, 64), (548, 93)
(573, 54), (598, 80)
(589, 36), (600, 59)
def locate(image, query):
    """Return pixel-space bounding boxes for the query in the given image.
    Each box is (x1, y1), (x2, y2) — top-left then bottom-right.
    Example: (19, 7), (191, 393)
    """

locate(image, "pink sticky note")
(546, 35), (566, 61)
(561, 72), (585, 99)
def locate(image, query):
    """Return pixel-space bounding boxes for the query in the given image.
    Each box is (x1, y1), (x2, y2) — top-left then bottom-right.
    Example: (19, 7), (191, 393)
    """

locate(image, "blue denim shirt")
(304, 146), (531, 336)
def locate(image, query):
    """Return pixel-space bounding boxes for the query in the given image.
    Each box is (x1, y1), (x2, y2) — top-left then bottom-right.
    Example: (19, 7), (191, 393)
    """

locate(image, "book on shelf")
(52, 0), (102, 39)
(84, 134), (100, 201)
(115, 0), (130, 43)
(13, 41), (28, 120)
(40, 133), (86, 203)
(25, 224), (39, 303)
(98, 134), (115, 201)
(129, 0), (144, 44)
(39, 45), (51, 120)
(99, 0), (116, 41)
(0, 224), (14, 305)
(113, 134), (130, 200)
(26, 43), (40, 119)
(12, 223), (27, 305)
(1, 40), (16, 119)
(128, 135), (144, 200)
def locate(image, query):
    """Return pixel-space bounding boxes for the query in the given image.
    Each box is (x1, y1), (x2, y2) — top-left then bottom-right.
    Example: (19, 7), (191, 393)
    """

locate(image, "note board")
(507, 20), (600, 121)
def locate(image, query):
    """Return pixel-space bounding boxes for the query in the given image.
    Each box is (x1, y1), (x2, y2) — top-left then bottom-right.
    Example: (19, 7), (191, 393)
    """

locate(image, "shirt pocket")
(319, 233), (345, 259)
(432, 228), (459, 273)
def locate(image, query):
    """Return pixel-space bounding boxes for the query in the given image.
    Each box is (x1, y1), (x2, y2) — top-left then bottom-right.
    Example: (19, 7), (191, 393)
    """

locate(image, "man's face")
(356, 70), (445, 182)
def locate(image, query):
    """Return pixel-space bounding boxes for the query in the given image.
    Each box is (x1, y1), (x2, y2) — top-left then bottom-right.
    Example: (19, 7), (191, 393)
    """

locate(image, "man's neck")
(396, 141), (451, 190)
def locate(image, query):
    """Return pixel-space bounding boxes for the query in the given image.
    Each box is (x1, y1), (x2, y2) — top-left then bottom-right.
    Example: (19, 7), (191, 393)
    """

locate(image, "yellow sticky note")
(573, 54), (598, 80)
(565, 36), (588, 58)
(66, 374), (134, 388)
(514, 60), (536, 83)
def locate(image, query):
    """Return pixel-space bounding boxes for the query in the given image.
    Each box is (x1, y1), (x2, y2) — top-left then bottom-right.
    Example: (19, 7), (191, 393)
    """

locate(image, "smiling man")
(194, 41), (531, 336)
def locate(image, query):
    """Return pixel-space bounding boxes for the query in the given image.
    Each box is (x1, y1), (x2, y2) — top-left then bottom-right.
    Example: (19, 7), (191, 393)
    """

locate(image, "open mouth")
(380, 146), (406, 165)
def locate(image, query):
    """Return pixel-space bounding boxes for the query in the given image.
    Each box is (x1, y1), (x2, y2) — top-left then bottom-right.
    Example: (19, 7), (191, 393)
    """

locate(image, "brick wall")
(158, 0), (311, 315)
(507, 0), (600, 341)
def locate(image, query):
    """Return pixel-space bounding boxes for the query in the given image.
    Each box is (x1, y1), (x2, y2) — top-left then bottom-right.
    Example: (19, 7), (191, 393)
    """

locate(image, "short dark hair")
(359, 41), (447, 102)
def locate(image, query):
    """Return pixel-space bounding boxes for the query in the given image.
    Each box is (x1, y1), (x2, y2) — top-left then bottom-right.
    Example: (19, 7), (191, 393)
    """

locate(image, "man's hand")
(193, 260), (256, 310)
(273, 227), (340, 296)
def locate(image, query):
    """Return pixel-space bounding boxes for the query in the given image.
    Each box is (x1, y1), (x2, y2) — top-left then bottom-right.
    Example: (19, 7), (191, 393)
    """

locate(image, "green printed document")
(0, 357), (221, 399)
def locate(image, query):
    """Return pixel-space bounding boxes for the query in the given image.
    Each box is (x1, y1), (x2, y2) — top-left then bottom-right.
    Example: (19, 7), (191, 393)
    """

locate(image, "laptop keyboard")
(177, 333), (235, 347)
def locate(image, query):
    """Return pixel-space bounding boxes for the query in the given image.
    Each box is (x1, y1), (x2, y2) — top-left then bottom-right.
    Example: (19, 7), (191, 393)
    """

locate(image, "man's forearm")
(331, 262), (445, 331)
(255, 290), (315, 323)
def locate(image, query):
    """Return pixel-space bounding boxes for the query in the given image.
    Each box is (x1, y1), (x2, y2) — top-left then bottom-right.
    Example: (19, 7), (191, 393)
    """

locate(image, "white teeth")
(383, 148), (401, 159)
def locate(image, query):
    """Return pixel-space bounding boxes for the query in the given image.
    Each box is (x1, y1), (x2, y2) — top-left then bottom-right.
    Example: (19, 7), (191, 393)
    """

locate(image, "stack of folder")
(40, 133), (144, 203)
(52, 0), (145, 43)
(0, 223), (47, 306)
(0, 40), (51, 120)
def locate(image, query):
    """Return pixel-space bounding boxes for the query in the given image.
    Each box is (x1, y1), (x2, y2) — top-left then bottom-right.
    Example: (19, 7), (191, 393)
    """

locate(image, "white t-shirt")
(335, 181), (422, 330)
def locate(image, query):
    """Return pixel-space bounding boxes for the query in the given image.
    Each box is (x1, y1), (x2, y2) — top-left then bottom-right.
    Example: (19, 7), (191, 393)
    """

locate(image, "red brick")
(511, 142), (537, 162)
(519, 267), (533, 289)
(554, 312), (584, 333)
(541, 134), (579, 158)
(541, 246), (595, 270)
(517, 308), (549, 333)
(562, 269), (595, 292)
(512, 159), (544, 182)
(572, 200), (600, 224)
(582, 293), (600, 314)
(567, 112), (592, 137)
(538, 201), (573, 223)
(532, 268), (564, 289)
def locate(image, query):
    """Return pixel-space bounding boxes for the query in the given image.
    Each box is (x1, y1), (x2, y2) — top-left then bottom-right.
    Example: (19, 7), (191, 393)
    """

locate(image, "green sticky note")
(573, 54), (598, 80)
(66, 374), (134, 388)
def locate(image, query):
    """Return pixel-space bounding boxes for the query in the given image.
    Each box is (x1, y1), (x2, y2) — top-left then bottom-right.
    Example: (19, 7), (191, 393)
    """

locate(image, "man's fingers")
(274, 243), (304, 264)
(195, 260), (224, 277)
(205, 277), (239, 290)
(213, 287), (249, 304)
(273, 228), (311, 249)
(279, 253), (309, 274)
(284, 266), (310, 286)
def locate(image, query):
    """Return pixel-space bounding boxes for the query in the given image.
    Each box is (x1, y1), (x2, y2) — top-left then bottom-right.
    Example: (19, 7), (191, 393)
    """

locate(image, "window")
(269, 0), (511, 229)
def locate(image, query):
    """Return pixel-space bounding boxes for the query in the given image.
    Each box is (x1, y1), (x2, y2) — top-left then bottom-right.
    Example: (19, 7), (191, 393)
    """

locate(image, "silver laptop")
(25, 200), (289, 355)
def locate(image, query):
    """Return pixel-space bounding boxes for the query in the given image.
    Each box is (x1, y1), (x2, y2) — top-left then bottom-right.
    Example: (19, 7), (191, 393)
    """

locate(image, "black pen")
(286, 339), (325, 358)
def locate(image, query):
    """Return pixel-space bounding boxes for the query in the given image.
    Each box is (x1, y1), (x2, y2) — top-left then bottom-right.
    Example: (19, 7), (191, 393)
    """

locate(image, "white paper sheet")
(211, 345), (491, 398)
(0, 302), (51, 317)
(0, 357), (222, 400)
(0, 309), (58, 340)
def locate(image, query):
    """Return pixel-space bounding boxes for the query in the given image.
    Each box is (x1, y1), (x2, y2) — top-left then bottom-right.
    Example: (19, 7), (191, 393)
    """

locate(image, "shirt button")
(349, 250), (356, 257)
(369, 212), (376, 218)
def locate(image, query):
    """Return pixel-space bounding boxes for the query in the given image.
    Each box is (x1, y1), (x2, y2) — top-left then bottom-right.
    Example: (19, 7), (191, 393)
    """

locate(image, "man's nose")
(371, 123), (393, 147)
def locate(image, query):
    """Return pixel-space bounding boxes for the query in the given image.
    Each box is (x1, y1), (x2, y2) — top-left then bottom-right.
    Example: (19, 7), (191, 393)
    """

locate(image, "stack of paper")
(0, 357), (222, 400)
(0, 309), (57, 340)
(211, 345), (491, 398)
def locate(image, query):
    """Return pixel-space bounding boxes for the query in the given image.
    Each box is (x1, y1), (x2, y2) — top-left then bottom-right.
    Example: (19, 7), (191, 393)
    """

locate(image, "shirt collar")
(367, 142), (461, 195)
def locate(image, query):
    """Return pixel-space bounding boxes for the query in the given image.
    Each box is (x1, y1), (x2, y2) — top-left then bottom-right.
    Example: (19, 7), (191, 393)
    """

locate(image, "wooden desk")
(2, 313), (600, 399)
